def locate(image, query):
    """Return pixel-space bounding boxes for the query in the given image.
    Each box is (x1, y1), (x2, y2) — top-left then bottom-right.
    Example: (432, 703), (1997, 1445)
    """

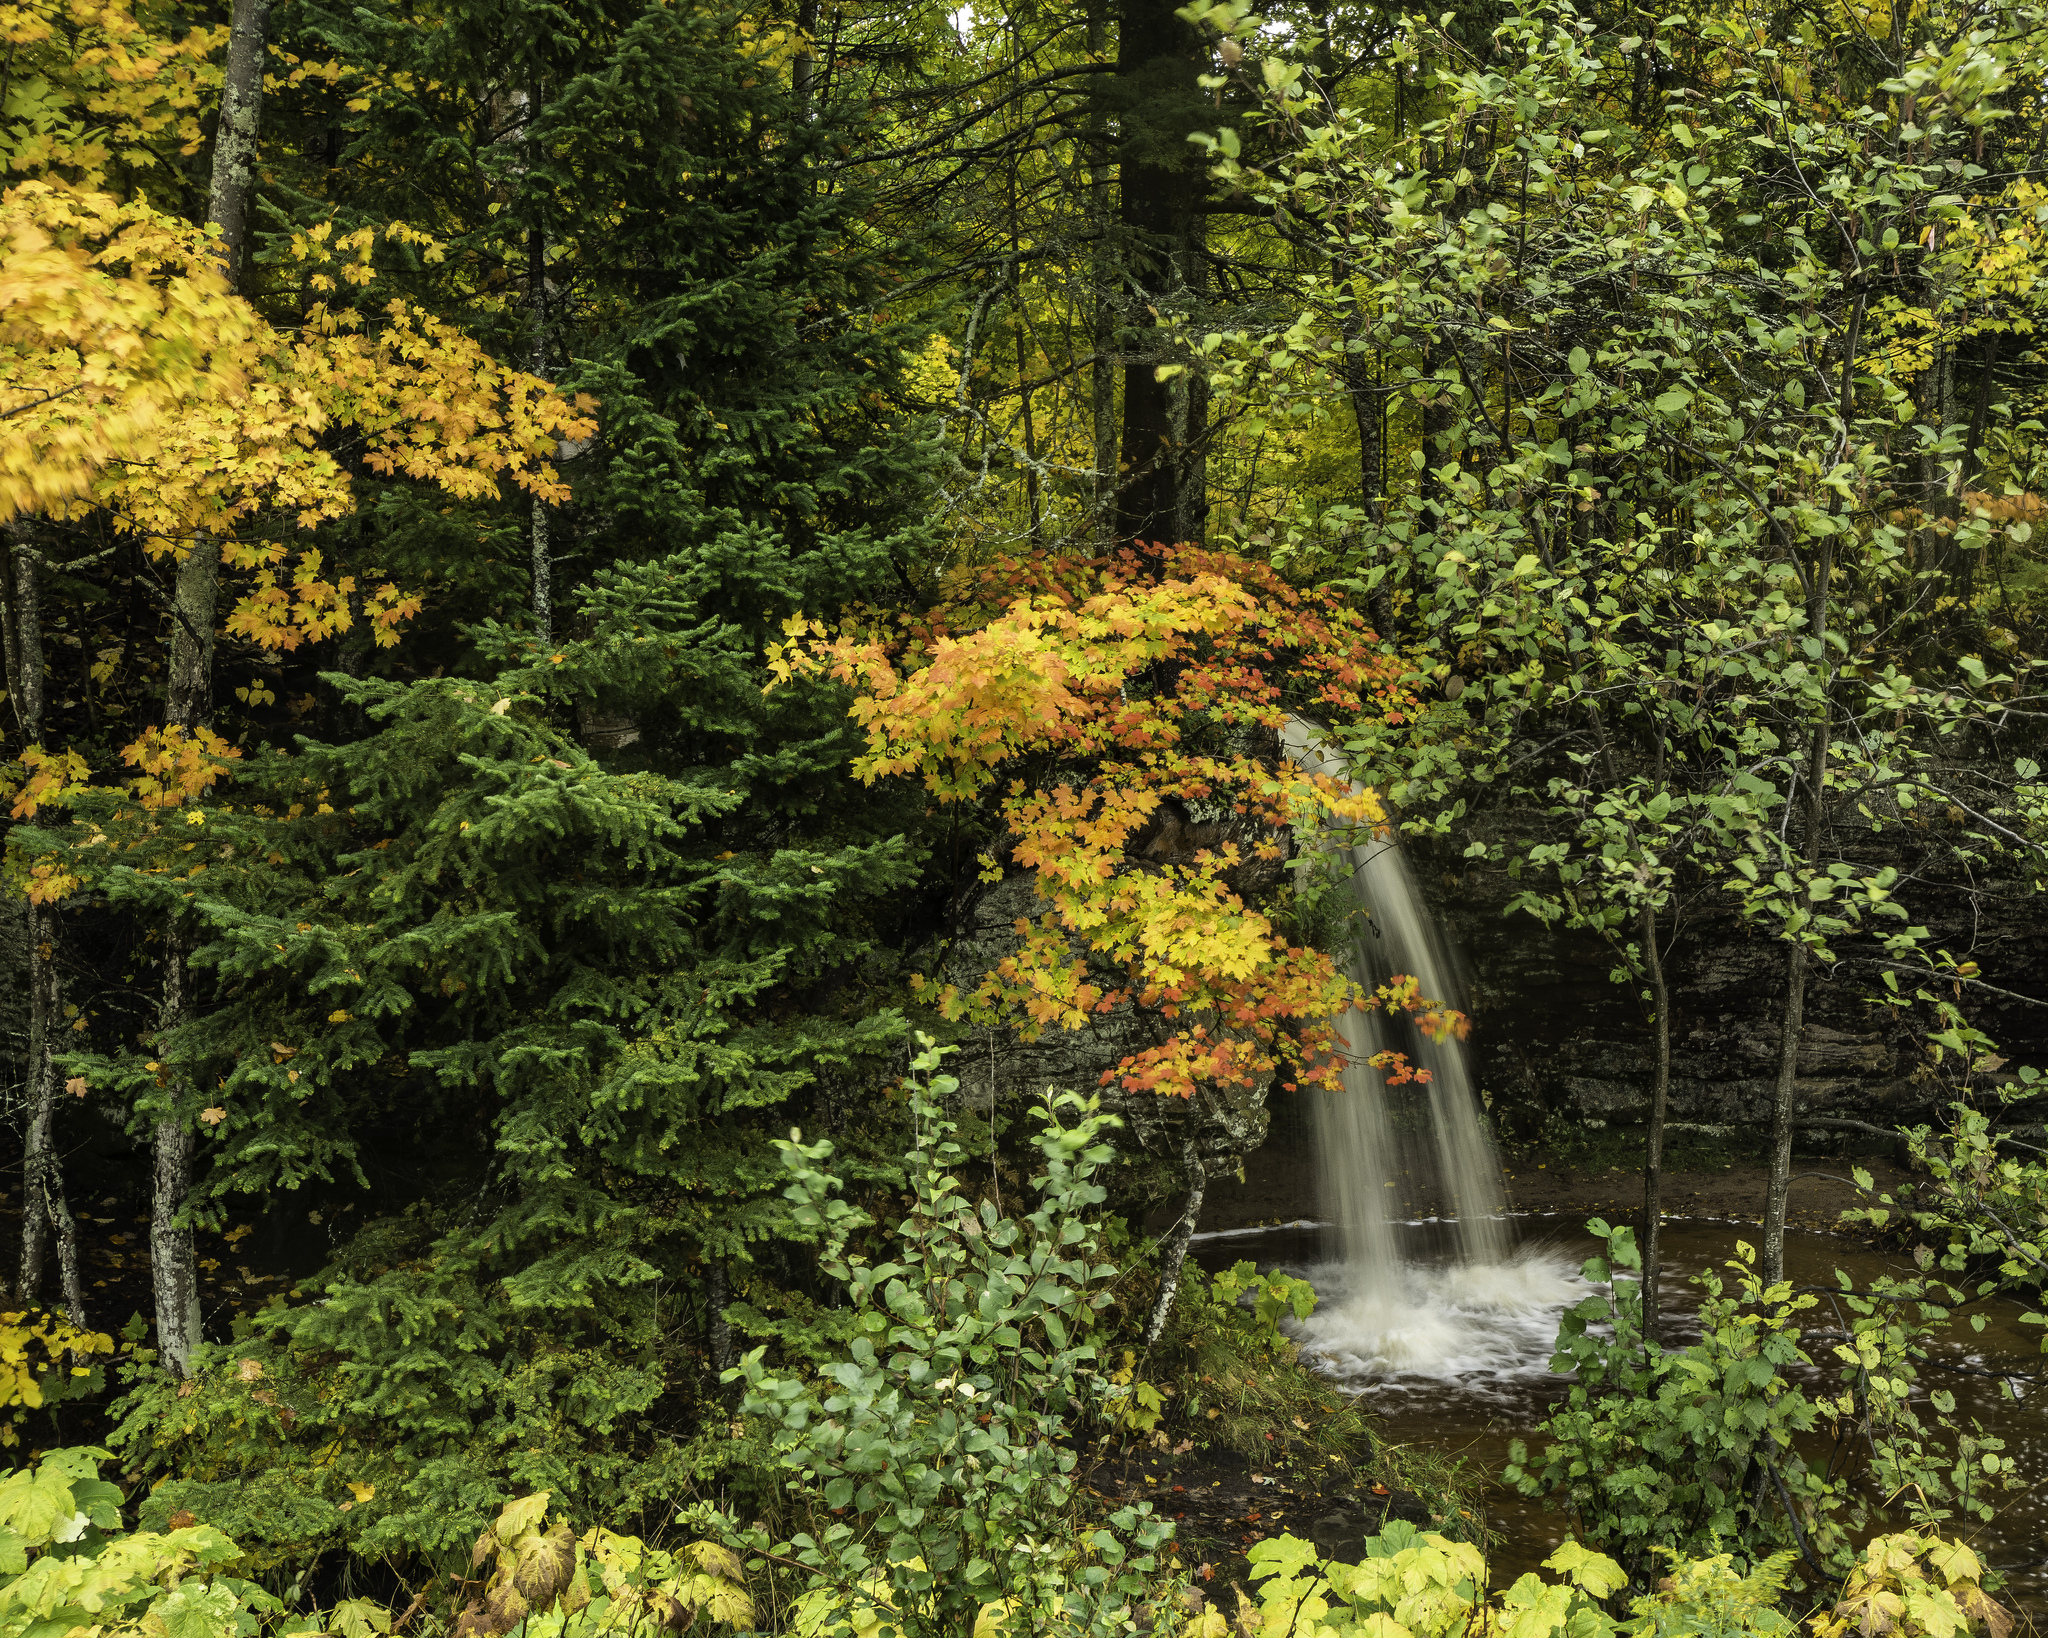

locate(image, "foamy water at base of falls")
(1291, 1249), (1588, 1386)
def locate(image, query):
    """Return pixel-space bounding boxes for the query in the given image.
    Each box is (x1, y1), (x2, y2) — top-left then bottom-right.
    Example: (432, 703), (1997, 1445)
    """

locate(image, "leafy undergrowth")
(3, 1447), (2017, 1638)
(1077, 1256), (1484, 1590)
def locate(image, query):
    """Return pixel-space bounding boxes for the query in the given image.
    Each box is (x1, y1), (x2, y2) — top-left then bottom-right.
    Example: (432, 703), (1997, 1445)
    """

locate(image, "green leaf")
(0, 1462), (81, 1547)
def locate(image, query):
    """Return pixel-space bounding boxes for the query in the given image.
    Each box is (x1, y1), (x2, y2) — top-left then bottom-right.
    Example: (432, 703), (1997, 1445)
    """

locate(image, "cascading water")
(1335, 835), (1511, 1267)
(1278, 720), (1581, 1383)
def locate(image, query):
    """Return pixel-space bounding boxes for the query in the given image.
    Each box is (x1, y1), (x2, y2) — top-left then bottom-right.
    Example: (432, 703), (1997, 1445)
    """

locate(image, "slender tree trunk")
(151, 0), (271, 1376)
(8, 531), (85, 1324)
(527, 90), (552, 641)
(1142, 1137), (1206, 1344)
(1948, 333), (2002, 603)
(1640, 902), (1670, 1342)
(1762, 554), (1836, 1289)
(1762, 934), (1810, 1289)
(707, 1259), (734, 1376)
(1087, 0), (1116, 550)
(154, 534), (220, 1377)
(11, 529), (49, 1300)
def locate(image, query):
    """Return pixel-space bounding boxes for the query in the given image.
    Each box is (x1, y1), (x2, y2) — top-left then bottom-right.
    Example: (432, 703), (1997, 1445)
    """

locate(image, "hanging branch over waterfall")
(771, 542), (1438, 1103)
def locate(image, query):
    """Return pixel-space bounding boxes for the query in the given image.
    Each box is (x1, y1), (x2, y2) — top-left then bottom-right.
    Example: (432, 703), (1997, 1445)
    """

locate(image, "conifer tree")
(97, 0), (947, 1554)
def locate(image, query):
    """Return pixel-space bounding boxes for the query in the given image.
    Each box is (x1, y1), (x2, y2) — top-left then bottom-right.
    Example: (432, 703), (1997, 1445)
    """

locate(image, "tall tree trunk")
(1639, 902), (1670, 1342)
(792, 0), (820, 118)
(1088, 0), (1116, 550)
(8, 530), (86, 1324)
(1113, 0), (1206, 549)
(152, 0), (271, 1377)
(154, 533), (220, 1377)
(1947, 332), (2002, 604)
(1762, 545), (1836, 1289)
(1172, 258), (1210, 548)
(206, 0), (271, 287)
(1762, 930), (1810, 1289)
(526, 86), (552, 642)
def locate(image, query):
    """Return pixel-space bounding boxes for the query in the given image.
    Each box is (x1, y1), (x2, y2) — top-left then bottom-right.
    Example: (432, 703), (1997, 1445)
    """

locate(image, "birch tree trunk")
(8, 529), (87, 1324)
(153, 0), (271, 1377)
(1142, 1137), (1206, 1344)
(1639, 902), (1670, 1342)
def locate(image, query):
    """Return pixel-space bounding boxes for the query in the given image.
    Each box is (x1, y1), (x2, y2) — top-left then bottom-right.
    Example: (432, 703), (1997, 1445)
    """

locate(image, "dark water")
(1191, 1216), (2048, 1606)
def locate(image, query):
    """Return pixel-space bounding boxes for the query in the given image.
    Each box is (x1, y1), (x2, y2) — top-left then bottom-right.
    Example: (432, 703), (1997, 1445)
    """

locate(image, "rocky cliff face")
(944, 870), (1277, 1177)
(942, 794), (2047, 1218)
(1416, 836), (2048, 1138)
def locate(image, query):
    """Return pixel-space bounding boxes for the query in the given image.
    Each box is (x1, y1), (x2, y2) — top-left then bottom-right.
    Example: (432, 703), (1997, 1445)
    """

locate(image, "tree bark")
(1761, 926), (1810, 1289)
(708, 1259), (734, 1375)
(1113, 0), (1207, 549)
(154, 533), (221, 1376)
(150, 0), (272, 1376)
(1142, 1138), (1206, 1344)
(792, 0), (820, 119)
(1639, 902), (1670, 1342)
(8, 530), (86, 1324)
(1762, 548), (1836, 1289)
(524, 86), (553, 640)
(206, 0), (272, 282)
(1088, 0), (1116, 550)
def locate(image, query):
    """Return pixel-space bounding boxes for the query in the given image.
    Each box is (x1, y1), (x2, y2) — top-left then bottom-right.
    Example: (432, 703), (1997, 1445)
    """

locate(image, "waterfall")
(1277, 724), (1581, 1375)
(1340, 838), (1511, 1265)
(1280, 720), (1580, 1382)
(1284, 720), (1509, 1266)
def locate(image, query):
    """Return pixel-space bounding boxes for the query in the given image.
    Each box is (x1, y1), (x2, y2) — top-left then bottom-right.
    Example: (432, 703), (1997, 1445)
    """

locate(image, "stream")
(1191, 1214), (2048, 1609)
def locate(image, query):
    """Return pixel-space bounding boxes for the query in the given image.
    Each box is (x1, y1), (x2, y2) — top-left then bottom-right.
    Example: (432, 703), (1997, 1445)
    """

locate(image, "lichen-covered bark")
(153, 526), (223, 1376)
(205, 0), (271, 281)
(154, 0), (271, 1375)
(7, 530), (86, 1324)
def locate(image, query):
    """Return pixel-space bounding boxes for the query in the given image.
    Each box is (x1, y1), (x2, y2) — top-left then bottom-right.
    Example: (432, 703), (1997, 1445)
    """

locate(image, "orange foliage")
(774, 544), (1421, 1100)
(7, 744), (90, 817)
(117, 724), (241, 809)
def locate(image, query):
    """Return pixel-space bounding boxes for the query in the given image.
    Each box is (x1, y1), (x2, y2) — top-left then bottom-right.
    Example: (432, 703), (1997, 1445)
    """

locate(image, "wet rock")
(1410, 816), (2048, 1134)
(1307, 1506), (1364, 1559)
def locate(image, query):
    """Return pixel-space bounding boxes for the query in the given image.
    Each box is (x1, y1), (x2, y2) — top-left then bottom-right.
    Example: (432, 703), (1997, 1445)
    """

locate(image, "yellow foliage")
(6, 744), (91, 818)
(0, 1310), (116, 1446)
(117, 724), (241, 810)
(0, 178), (596, 660)
(1812, 1533), (2012, 1638)
(0, 181), (264, 522)
(0, 0), (225, 191)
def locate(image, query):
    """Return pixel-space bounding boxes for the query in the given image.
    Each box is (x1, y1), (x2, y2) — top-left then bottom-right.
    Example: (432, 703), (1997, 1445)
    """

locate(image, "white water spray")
(1282, 720), (1580, 1382)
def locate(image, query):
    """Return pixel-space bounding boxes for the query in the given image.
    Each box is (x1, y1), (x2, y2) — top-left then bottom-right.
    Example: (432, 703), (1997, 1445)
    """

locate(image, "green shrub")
(0, 1446), (275, 1638)
(1505, 1223), (1843, 1585)
(706, 1036), (1174, 1638)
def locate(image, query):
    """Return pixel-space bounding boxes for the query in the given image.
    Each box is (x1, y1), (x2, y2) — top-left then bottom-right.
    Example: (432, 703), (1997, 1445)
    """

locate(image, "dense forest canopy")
(2, 0), (2048, 1623)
